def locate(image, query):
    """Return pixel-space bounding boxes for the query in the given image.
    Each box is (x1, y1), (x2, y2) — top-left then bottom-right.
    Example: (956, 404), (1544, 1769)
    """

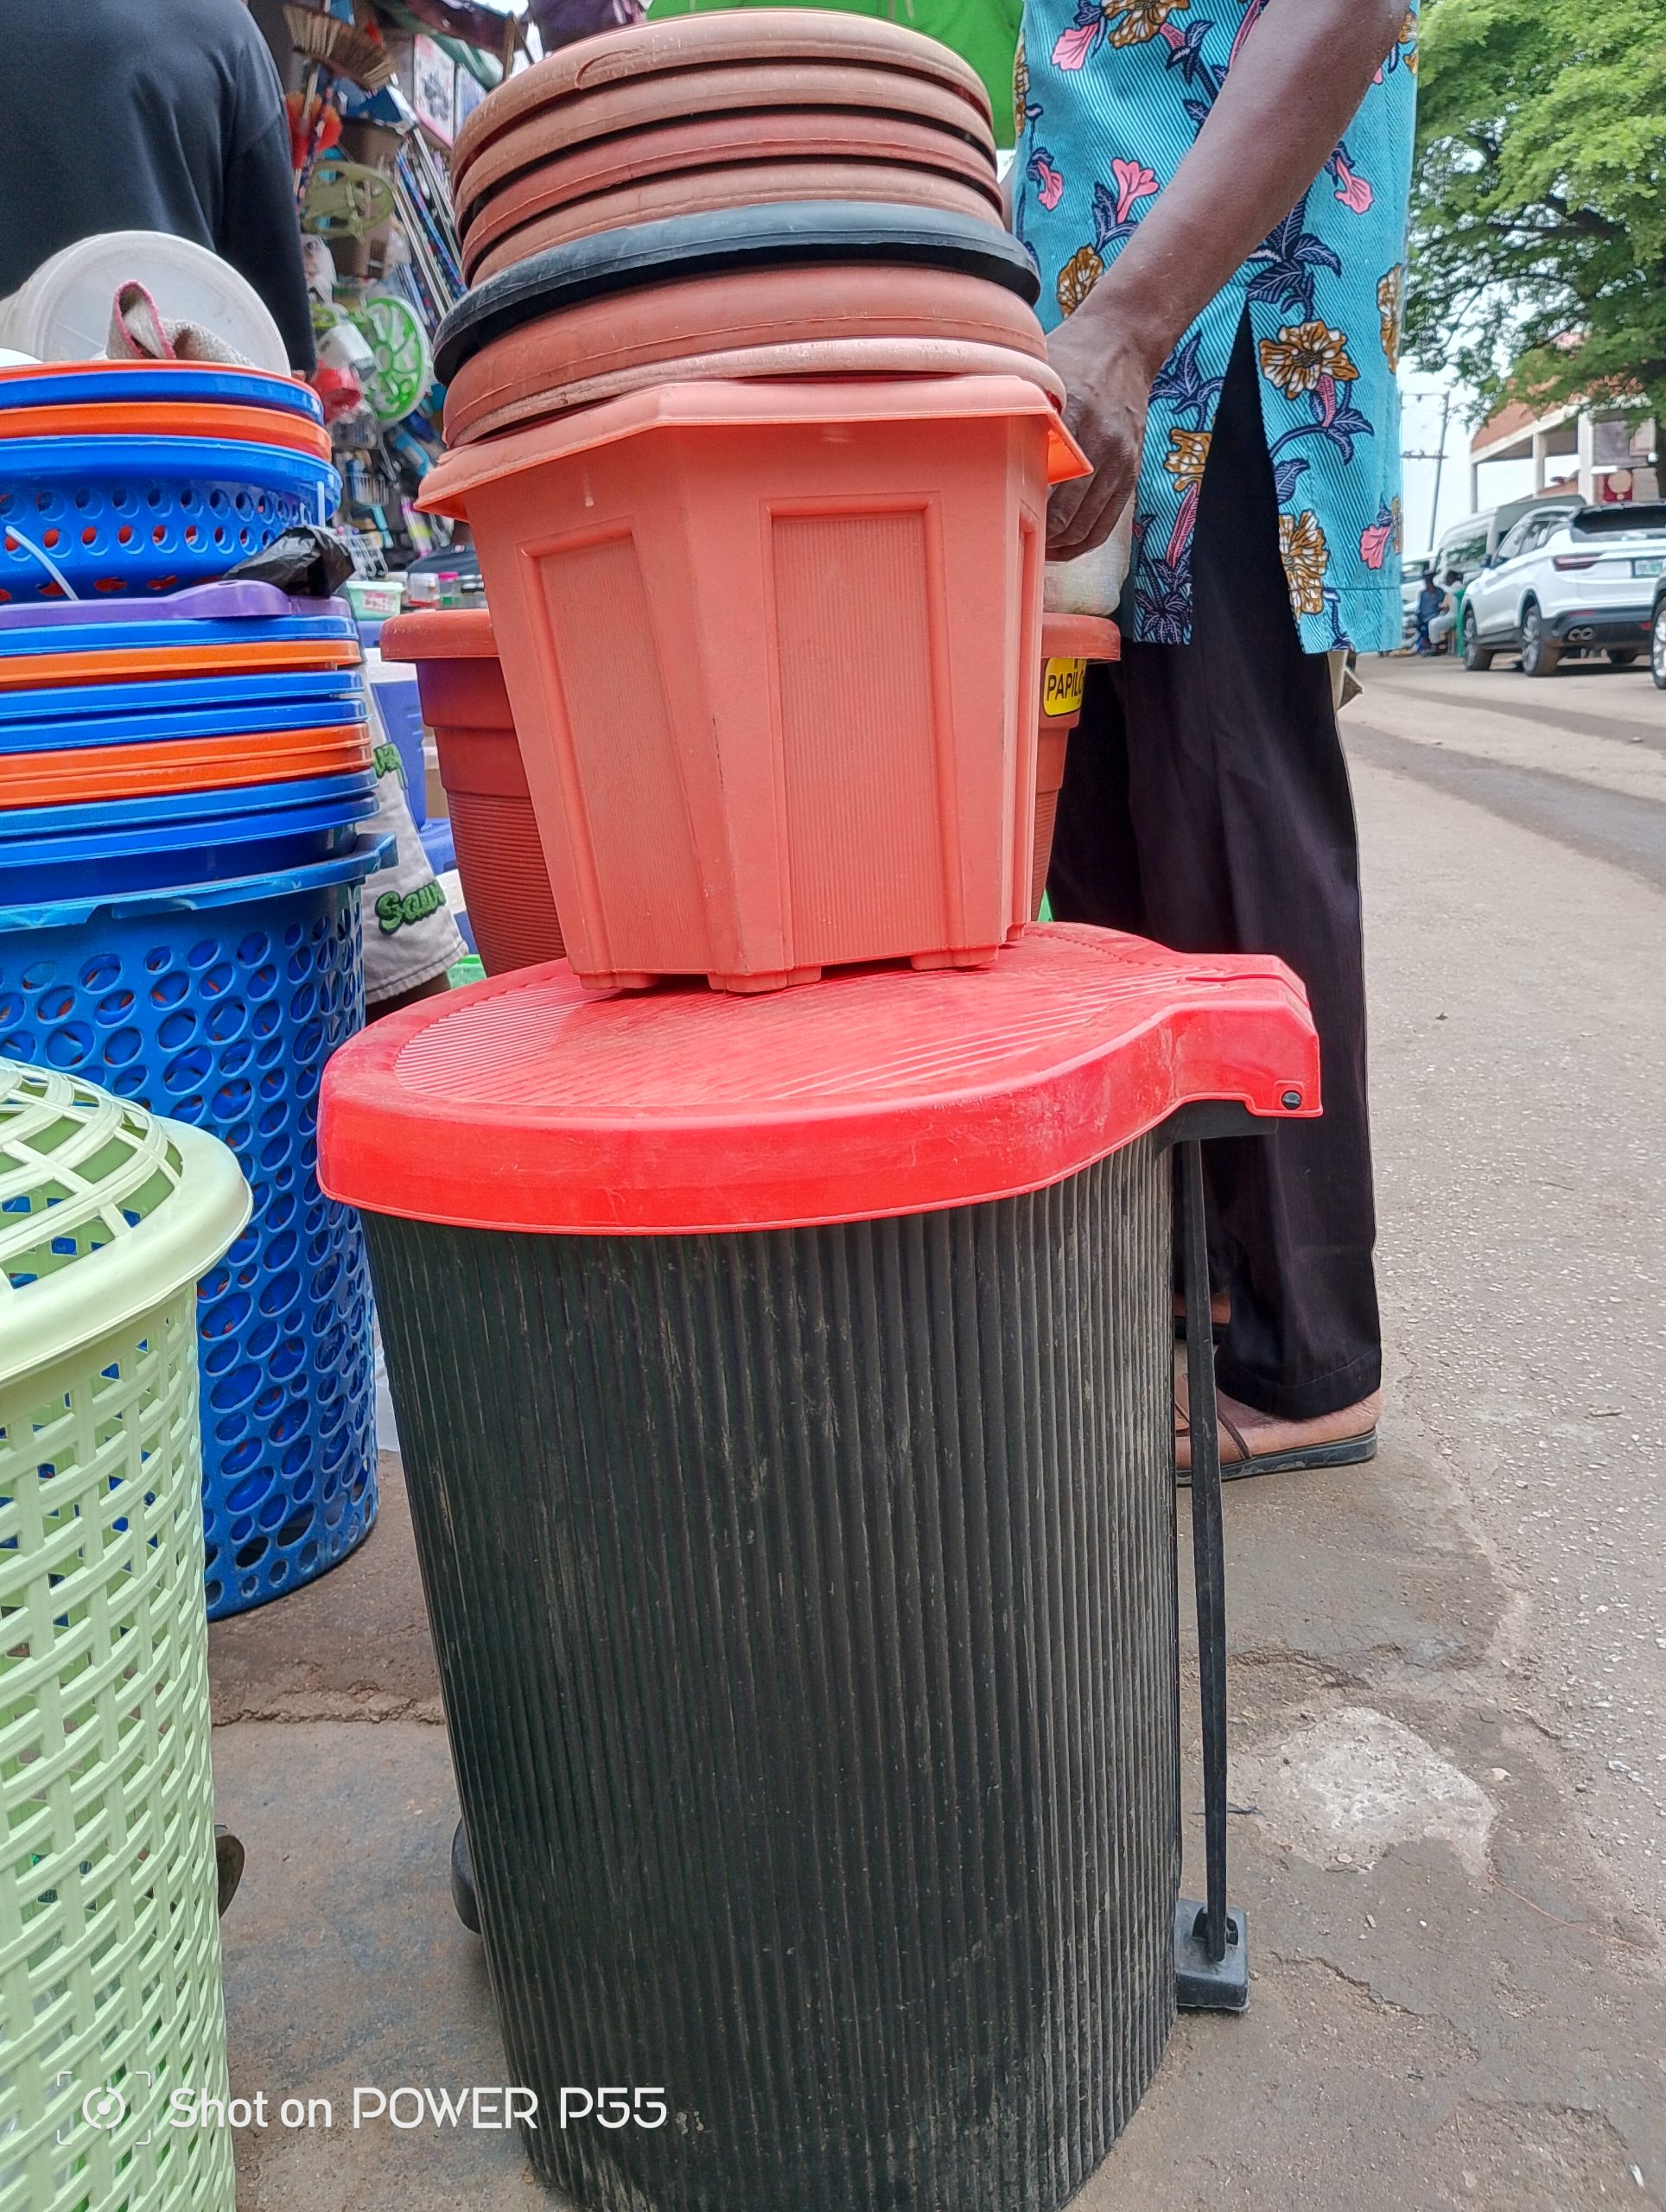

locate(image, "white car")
(1463, 502), (1666, 676)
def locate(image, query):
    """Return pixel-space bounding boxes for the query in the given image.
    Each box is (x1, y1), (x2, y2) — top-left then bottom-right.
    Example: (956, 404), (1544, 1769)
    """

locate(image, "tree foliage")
(1408, 0), (1666, 423)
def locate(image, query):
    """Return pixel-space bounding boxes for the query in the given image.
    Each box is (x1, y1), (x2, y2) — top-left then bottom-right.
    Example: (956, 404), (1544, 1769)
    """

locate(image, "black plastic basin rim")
(435, 199), (1041, 385)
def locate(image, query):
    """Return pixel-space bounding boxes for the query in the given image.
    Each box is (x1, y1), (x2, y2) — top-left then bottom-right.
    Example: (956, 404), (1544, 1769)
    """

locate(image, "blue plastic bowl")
(0, 666), (368, 726)
(0, 612), (355, 658)
(0, 436), (340, 603)
(0, 693), (369, 753)
(0, 837), (391, 1615)
(0, 363), (325, 423)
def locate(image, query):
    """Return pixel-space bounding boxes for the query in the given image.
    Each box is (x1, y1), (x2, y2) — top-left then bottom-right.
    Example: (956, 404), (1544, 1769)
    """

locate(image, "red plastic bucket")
(1032, 614), (1121, 918)
(419, 376), (1088, 994)
(379, 608), (565, 977)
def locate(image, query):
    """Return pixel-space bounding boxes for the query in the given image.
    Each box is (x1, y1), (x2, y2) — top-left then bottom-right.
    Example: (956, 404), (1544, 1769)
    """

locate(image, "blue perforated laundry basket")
(0, 838), (390, 1615)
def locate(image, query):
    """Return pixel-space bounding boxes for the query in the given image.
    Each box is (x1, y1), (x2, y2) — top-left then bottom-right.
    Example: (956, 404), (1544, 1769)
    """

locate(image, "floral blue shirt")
(1014, 0), (1419, 652)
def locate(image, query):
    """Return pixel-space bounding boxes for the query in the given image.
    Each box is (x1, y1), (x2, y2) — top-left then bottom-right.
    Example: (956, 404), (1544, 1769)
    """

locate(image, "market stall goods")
(0, 771), (378, 899)
(0, 723), (372, 806)
(447, 337), (1066, 444)
(0, 359), (324, 420)
(0, 577), (389, 1612)
(420, 375), (1084, 993)
(0, 229), (289, 371)
(0, 1059), (248, 2211)
(379, 607), (1115, 974)
(0, 295), (334, 608)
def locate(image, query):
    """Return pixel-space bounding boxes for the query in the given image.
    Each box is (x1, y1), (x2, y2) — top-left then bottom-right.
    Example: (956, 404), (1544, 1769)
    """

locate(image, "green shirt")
(642, 0), (1021, 145)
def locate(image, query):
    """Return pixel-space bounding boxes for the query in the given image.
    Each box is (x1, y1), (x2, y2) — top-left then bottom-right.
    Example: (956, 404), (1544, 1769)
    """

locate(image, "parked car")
(1462, 501), (1666, 676)
(1426, 495), (1580, 664)
(1652, 569), (1666, 689)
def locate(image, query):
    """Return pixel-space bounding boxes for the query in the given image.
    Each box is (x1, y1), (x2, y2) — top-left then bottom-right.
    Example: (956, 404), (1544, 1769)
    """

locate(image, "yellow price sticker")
(1041, 658), (1087, 717)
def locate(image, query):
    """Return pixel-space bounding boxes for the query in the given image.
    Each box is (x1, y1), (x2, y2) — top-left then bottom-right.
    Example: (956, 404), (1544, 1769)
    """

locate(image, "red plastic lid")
(379, 607), (496, 663)
(319, 925), (1319, 1236)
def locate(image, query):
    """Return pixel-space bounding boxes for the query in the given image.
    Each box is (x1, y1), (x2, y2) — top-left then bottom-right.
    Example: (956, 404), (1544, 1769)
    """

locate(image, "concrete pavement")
(209, 651), (1666, 2209)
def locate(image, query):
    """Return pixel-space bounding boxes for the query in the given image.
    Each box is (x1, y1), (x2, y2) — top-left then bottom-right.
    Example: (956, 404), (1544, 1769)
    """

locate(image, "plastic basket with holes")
(0, 838), (391, 1617)
(0, 437), (340, 604)
(0, 1057), (248, 2212)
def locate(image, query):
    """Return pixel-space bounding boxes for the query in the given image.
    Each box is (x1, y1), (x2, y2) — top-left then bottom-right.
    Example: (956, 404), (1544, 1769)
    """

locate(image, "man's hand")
(1046, 304), (1161, 561)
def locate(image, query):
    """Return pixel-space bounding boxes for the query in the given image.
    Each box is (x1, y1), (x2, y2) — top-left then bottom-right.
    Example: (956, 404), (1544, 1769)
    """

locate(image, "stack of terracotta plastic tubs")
(415, 10), (1097, 992)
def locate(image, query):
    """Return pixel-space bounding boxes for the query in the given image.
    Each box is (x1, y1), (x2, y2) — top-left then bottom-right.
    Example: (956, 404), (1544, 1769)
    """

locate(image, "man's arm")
(1045, 0), (1408, 559)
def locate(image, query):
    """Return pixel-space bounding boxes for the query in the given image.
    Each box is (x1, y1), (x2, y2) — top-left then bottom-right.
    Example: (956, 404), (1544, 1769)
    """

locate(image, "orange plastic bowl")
(0, 721), (373, 807)
(0, 401), (333, 460)
(442, 262), (1047, 445)
(448, 337), (1065, 445)
(453, 7), (992, 181)
(461, 107), (1001, 272)
(455, 62), (995, 226)
(467, 160), (1002, 282)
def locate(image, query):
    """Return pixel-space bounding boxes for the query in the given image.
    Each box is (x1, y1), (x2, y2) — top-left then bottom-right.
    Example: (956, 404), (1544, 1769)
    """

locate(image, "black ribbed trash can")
(319, 924), (1319, 2212)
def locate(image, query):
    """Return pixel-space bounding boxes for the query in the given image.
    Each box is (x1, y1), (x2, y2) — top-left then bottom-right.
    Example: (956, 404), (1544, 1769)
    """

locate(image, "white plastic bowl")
(0, 230), (288, 370)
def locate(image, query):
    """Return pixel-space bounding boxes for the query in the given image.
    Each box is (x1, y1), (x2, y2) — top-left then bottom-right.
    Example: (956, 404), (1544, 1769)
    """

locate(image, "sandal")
(1175, 1383), (1380, 1484)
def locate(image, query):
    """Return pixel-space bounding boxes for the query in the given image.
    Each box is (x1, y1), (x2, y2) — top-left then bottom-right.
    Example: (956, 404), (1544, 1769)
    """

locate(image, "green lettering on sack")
(378, 880), (446, 934)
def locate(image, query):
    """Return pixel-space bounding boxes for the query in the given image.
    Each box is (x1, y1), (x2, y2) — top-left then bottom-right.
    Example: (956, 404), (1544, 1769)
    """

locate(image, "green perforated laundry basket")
(0, 1059), (249, 2212)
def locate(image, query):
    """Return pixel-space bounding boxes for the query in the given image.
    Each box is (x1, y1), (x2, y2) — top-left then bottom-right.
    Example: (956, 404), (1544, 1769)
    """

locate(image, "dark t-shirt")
(0, 0), (315, 369)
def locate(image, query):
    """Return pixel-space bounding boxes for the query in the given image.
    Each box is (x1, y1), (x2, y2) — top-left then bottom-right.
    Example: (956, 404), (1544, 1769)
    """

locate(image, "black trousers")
(1047, 317), (1381, 1421)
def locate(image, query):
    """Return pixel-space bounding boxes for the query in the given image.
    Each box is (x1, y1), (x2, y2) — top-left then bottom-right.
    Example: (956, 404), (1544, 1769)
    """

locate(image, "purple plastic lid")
(0, 581), (349, 631)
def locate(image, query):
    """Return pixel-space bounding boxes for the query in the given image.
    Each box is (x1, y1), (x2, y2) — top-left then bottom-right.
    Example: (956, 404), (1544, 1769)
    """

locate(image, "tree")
(1407, 0), (1666, 426)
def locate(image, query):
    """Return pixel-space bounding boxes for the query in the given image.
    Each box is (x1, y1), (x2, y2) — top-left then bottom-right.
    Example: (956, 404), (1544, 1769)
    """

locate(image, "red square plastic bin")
(419, 376), (1086, 993)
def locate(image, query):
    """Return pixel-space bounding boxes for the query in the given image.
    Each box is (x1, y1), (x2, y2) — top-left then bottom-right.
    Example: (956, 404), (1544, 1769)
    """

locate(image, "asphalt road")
(209, 646), (1666, 2211)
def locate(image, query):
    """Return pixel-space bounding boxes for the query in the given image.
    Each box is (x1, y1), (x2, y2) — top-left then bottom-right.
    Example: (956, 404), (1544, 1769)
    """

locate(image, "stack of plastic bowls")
(450, 11), (1007, 283)
(0, 573), (389, 1618)
(0, 583), (376, 894)
(418, 13), (1089, 996)
(0, 359), (338, 605)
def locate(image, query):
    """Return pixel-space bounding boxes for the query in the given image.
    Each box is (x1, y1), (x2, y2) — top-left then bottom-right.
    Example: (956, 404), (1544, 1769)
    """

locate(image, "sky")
(1399, 378), (1537, 559)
